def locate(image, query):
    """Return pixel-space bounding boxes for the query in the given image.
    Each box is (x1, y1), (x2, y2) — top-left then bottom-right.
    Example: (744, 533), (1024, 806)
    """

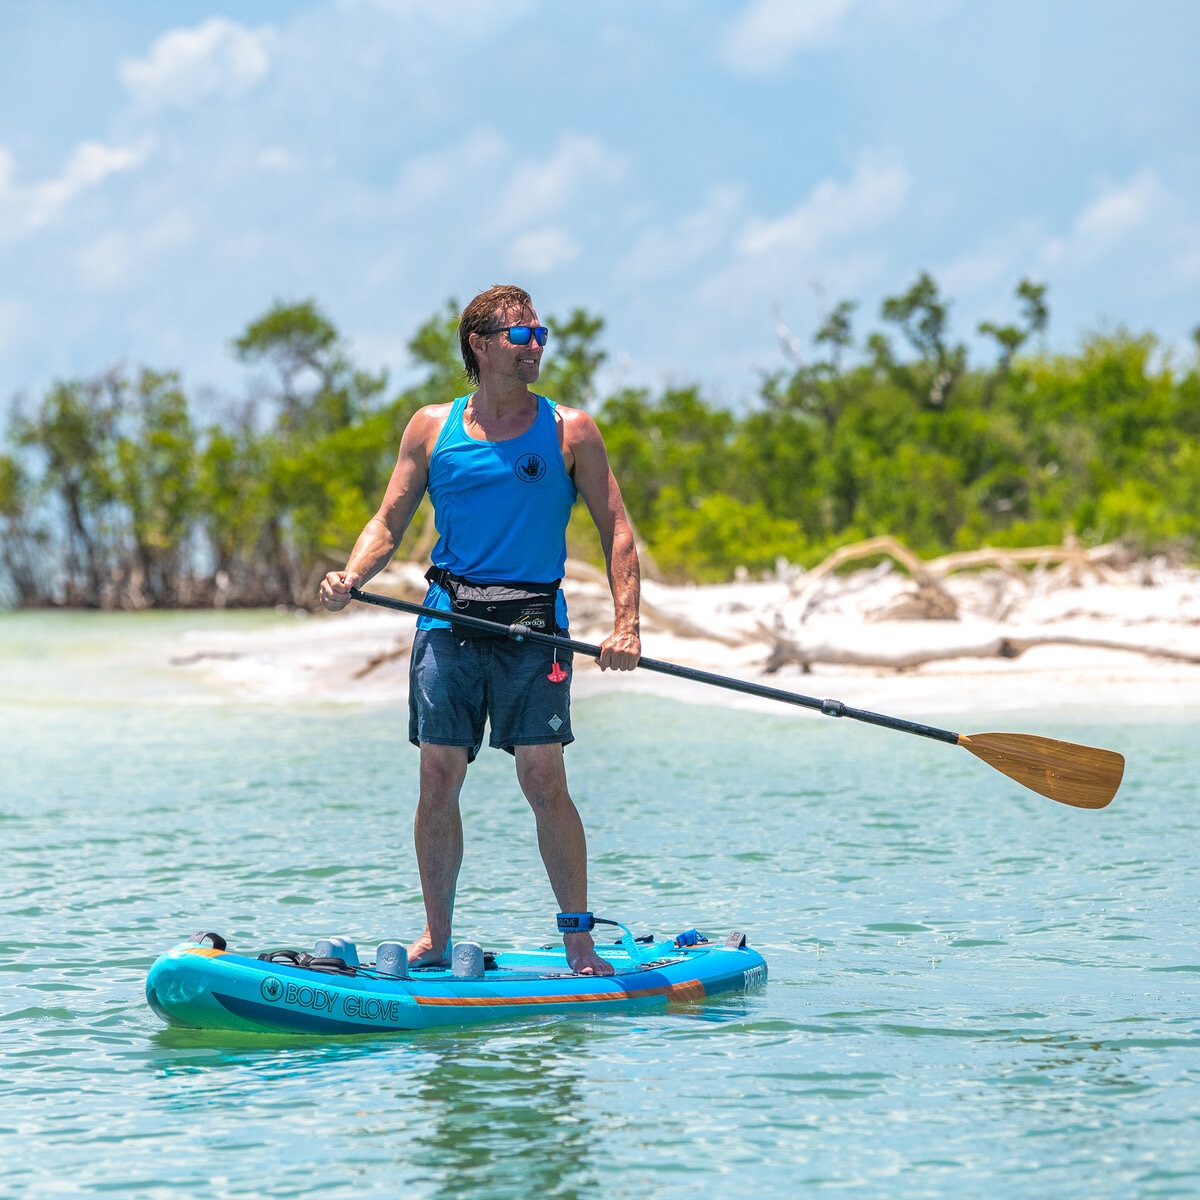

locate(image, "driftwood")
(349, 539), (1192, 680)
(788, 534), (1131, 624)
(872, 582), (961, 621)
(792, 533), (1127, 591)
(169, 650), (241, 666)
(762, 630), (1200, 675)
(792, 535), (938, 590)
(353, 633), (415, 679)
(354, 618), (1200, 681)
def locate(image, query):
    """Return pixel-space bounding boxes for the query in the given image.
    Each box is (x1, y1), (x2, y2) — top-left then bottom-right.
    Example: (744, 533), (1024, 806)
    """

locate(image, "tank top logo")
(514, 453), (547, 483)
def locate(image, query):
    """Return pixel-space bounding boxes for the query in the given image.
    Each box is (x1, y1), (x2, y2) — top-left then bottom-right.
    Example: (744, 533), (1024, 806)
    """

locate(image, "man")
(320, 284), (641, 976)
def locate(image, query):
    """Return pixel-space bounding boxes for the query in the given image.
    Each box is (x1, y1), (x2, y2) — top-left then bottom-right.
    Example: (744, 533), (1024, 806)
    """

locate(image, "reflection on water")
(410, 1027), (597, 1199)
(140, 1021), (602, 1198)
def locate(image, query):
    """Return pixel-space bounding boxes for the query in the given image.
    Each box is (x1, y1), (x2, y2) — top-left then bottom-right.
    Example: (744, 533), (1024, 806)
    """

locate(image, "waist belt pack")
(425, 566), (560, 638)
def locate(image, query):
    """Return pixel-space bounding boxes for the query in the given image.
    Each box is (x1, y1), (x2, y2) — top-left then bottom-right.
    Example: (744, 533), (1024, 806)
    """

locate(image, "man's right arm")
(319, 406), (442, 612)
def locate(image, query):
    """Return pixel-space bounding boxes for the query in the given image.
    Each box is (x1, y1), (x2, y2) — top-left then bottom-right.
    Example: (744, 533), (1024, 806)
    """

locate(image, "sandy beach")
(170, 555), (1200, 718)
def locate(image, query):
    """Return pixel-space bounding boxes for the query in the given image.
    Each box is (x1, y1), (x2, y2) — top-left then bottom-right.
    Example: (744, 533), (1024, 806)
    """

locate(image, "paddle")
(348, 586), (1125, 810)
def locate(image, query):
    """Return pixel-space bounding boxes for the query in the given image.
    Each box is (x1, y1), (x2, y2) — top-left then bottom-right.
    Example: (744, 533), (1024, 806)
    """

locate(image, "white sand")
(170, 557), (1200, 718)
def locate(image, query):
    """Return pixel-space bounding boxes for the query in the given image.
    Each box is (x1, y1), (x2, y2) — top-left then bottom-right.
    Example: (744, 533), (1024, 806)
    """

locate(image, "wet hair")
(459, 284), (534, 385)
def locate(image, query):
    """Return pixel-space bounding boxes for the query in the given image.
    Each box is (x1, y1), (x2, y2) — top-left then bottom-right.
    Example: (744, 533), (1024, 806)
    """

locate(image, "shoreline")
(151, 558), (1200, 719)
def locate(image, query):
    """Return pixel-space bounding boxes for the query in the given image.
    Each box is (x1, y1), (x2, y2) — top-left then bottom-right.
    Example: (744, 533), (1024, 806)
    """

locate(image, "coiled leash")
(557, 912), (702, 966)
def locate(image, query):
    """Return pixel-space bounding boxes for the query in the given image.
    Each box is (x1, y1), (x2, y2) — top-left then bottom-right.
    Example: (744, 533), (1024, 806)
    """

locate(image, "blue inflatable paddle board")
(146, 926), (768, 1035)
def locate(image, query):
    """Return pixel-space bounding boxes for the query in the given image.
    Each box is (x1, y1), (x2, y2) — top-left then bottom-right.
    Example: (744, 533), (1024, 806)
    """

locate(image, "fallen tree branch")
(786, 535), (1134, 626)
(352, 635), (414, 679)
(791, 535), (1129, 592)
(791, 535), (936, 591)
(761, 629), (1200, 674)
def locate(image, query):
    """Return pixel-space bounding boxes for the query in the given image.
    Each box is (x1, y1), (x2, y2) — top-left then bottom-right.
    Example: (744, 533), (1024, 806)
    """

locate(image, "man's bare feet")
(564, 930), (615, 976)
(406, 932), (451, 968)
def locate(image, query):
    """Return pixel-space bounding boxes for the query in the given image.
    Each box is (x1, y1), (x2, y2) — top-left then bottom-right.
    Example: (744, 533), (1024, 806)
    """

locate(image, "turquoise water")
(2, 612), (1198, 1198)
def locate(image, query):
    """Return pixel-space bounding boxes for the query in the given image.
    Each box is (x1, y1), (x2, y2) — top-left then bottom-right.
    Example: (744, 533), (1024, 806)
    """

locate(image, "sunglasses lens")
(532, 326), (548, 346)
(507, 326), (533, 345)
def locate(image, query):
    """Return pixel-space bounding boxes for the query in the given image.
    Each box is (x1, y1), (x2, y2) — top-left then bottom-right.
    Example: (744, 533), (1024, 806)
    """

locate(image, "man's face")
(483, 304), (543, 384)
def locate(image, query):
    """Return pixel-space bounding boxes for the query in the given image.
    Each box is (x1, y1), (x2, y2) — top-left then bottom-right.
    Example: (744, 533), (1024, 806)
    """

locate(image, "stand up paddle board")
(146, 924), (768, 1035)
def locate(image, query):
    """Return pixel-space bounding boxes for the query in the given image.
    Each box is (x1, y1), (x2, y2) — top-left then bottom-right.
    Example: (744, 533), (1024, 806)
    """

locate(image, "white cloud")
(936, 249), (1011, 297)
(1031, 170), (1200, 308)
(0, 299), (22, 354)
(119, 18), (275, 109)
(491, 135), (625, 230)
(394, 131), (508, 211)
(75, 232), (130, 291)
(737, 156), (910, 259)
(621, 185), (745, 283)
(934, 220), (1045, 299)
(339, 0), (532, 26)
(1073, 171), (1164, 248)
(724, 0), (858, 72)
(257, 147), (301, 173)
(919, 174), (1200, 343)
(32, 141), (153, 226)
(1175, 231), (1200, 288)
(1043, 171), (1167, 267)
(507, 228), (580, 275)
(76, 211), (195, 292)
(688, 156), (911, 319)
(0, 138), (154, 242)
(722, 0), (957, 75)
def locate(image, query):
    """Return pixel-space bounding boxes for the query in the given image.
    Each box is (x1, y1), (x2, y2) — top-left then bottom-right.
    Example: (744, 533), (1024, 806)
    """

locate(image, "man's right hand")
(320, 570), (359, 612)
(596, 627), (641, 671)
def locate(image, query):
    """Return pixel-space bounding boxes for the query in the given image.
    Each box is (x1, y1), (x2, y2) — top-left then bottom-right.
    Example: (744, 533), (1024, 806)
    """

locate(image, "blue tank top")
(417, 394), (577, 630)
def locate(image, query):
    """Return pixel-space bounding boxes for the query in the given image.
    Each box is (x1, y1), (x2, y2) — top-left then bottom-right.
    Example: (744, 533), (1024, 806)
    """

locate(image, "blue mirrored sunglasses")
(482, 324), (549, 347)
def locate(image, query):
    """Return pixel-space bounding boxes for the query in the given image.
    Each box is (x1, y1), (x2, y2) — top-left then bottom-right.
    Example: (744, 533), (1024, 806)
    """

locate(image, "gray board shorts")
(408, 627), (574, 762)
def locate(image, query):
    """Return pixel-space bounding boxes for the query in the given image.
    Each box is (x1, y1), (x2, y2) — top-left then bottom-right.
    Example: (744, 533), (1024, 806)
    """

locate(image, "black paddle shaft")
(348, 587), (961, 747)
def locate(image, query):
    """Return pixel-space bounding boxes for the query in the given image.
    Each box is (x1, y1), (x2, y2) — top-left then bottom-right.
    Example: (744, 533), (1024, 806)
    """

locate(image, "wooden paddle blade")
(957, 732), (1124, 809)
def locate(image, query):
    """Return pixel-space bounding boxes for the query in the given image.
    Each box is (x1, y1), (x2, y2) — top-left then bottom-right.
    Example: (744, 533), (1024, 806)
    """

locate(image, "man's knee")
(419, 743), (470, 800)
(515, 744), (570, 809)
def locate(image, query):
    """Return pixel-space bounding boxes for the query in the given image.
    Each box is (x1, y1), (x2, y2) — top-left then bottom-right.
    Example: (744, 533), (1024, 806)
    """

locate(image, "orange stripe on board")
(414, 979), (708, 1008)
(183, 947), (227, 958)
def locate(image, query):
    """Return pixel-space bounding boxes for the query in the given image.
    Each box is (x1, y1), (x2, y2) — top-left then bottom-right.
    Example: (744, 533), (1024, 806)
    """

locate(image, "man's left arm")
(564, 409), (641, 671)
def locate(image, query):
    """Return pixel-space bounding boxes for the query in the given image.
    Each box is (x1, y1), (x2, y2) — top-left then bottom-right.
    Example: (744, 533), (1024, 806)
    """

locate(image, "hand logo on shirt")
(515, 453), (547, 483)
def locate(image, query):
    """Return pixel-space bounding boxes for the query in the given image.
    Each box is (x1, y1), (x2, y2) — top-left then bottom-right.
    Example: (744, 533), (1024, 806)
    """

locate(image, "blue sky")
(2, 0), (1198, 411)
